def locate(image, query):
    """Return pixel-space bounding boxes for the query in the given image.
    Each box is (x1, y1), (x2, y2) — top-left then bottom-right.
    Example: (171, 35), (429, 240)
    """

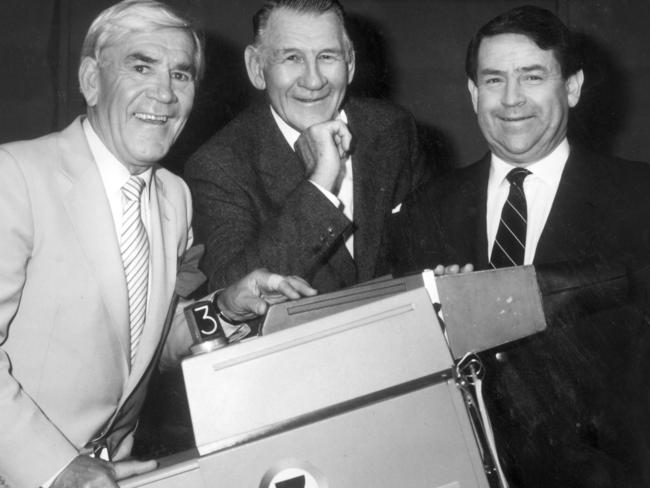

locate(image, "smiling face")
(468, 33), (583, 165)
(245, 8), (355, 132)
(80, 27), (196, 173)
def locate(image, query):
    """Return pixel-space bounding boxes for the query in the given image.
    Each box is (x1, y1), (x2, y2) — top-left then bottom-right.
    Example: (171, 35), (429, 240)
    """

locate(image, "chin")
(139, 138), (171, 152)
(132, 147), (169, 165)
(290, 106), (335, 126)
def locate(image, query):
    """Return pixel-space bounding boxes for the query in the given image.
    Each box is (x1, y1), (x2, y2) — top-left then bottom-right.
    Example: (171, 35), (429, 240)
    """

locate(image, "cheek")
(178, 93), (195, 116)
(268, 68), (296, 92)
(477, 107), (495, 129)
(475, 95), (495, 119)
(532, 99), (558, 128)
(328, 66), (349, 89)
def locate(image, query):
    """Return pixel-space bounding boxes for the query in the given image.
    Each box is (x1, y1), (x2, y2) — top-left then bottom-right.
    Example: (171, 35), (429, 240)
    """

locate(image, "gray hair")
(252, 0), (354, 61)
(80, 0), (204, 81)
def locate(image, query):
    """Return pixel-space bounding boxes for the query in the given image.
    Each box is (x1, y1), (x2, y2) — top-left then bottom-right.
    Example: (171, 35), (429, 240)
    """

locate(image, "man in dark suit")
(389, 6), (650, 487)
(185, 0), (430, 294)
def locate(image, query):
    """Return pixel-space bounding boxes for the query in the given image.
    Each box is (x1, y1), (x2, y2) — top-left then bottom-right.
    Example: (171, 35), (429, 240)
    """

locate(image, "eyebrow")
(173, 61), (194, 73)
(126, 52), (159, 65)
(517, 64), (548, 73)
(478, 64), (548, 76)
(272, 46), (344, 54)
(125, 52), (194, 73)
(270, 48), (297, 55)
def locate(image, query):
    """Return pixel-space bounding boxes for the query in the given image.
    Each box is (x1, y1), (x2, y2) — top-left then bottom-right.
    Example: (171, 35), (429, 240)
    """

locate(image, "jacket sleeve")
(0, 149), (79, 488)
(186, 144), (351, 291)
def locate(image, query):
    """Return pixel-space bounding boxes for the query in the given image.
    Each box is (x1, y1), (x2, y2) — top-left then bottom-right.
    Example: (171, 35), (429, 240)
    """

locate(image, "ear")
(79, 56), (100, 107)
(467, 77), (479, 114)
(566, 69), (584, 108)
(244, 45), (267, 90)
(346, 50), (356, 85)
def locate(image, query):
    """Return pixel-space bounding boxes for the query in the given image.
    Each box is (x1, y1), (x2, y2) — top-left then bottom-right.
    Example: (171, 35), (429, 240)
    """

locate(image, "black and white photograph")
(0, 1), (649, 487)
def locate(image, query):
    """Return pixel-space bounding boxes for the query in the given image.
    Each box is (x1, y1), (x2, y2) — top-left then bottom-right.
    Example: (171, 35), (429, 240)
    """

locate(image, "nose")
(502, 78), (525, 107)
(298, 59), (326, 91)
(147, 72), (178, 104)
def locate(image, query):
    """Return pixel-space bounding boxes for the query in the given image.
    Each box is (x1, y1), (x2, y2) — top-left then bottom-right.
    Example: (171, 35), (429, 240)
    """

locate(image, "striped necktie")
(490, 167), (530, 268)
(120, 175), (149, 366)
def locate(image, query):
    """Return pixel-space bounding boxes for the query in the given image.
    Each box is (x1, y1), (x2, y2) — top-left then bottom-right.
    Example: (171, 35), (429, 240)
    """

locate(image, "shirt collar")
(490, 138), (570, 189)
(270, 105), (348, 151)
(82, 117), (153, 197)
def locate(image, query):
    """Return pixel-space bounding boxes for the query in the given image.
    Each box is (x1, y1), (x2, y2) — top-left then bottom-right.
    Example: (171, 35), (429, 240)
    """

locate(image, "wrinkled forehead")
(261, 8), (348, 51)
(102, 27), (196, 67)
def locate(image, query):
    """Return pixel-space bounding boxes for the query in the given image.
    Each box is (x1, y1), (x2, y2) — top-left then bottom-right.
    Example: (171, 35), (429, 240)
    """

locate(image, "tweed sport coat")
(186, 97), (431, 293)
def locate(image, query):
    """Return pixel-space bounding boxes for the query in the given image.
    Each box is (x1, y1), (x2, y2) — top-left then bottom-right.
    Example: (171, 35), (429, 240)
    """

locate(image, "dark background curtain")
(1, 0), (648, 173)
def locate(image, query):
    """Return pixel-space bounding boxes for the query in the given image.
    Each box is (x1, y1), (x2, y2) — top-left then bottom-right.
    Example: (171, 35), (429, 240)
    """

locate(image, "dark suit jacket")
(389, 145), (650, 488)
(186, 97), (430, 293)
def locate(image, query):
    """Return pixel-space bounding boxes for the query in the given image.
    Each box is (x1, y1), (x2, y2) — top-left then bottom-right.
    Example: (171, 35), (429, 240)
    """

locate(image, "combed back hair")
(80, 0), (205, 82)
(251, 0), (354, 60)
(465, 5), (581, 83)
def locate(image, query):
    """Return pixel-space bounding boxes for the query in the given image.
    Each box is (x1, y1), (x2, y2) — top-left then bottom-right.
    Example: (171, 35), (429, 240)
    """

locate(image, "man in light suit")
(0, 2), (315, 487)
(185, 0), (430, 294)
(389, 6), (650, 487)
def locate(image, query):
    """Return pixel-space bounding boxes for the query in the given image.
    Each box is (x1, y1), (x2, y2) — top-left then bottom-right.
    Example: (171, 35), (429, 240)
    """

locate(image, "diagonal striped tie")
(490, 167), (530, 268)
(120, 175), (149, 366)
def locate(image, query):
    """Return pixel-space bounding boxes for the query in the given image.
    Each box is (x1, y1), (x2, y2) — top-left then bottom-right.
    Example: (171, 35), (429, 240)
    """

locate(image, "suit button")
(495, 352), (508, 362)
(327, 225), (336, 236)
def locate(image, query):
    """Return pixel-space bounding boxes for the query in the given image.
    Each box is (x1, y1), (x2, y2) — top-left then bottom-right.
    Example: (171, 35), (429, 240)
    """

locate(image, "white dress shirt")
(271, 107), (355, 257)
(486, 139), (569, 264)
(82, 118), (153, 239)
(83, 118), (154, 337)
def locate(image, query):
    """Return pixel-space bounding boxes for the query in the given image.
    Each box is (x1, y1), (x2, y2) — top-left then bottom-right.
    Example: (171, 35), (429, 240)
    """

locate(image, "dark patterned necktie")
(490, 167), (530, 268)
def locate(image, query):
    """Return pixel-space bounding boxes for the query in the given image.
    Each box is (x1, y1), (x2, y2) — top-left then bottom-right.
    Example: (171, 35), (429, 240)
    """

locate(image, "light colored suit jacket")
(0, 117), (194, 487)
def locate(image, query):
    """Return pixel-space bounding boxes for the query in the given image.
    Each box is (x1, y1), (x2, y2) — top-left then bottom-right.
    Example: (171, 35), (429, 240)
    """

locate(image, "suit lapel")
(257, 107), (305, 204)
(450, 156), (490, 269)
(58, 118), (130, 366)
(534, 148), (600, 264)
(347, 103), (401, 281)
(470, 159), (490, 269)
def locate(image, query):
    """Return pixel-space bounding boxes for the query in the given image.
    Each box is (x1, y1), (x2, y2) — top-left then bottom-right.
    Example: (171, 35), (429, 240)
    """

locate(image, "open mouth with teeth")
(134, 112), (169, 123)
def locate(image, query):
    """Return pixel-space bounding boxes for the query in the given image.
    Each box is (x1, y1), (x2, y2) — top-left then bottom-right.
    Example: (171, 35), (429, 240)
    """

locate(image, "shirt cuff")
(309, 180), (343, 210)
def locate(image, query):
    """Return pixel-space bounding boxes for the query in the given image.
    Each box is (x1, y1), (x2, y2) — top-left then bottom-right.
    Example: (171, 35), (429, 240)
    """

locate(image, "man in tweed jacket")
(186, 0), (430, 293)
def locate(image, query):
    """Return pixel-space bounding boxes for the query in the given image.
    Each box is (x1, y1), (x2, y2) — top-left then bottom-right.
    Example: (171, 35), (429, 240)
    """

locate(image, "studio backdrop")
(1, 0), (648, 173)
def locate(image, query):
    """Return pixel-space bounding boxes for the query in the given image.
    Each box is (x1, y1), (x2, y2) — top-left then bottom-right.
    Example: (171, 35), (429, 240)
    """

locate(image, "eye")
(522, 74), (544, 83)
(134, 64), (152, 74)
(484, 77), (503, 85)
(171, 71), (192, 82)
(285, 53), (302, 63)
